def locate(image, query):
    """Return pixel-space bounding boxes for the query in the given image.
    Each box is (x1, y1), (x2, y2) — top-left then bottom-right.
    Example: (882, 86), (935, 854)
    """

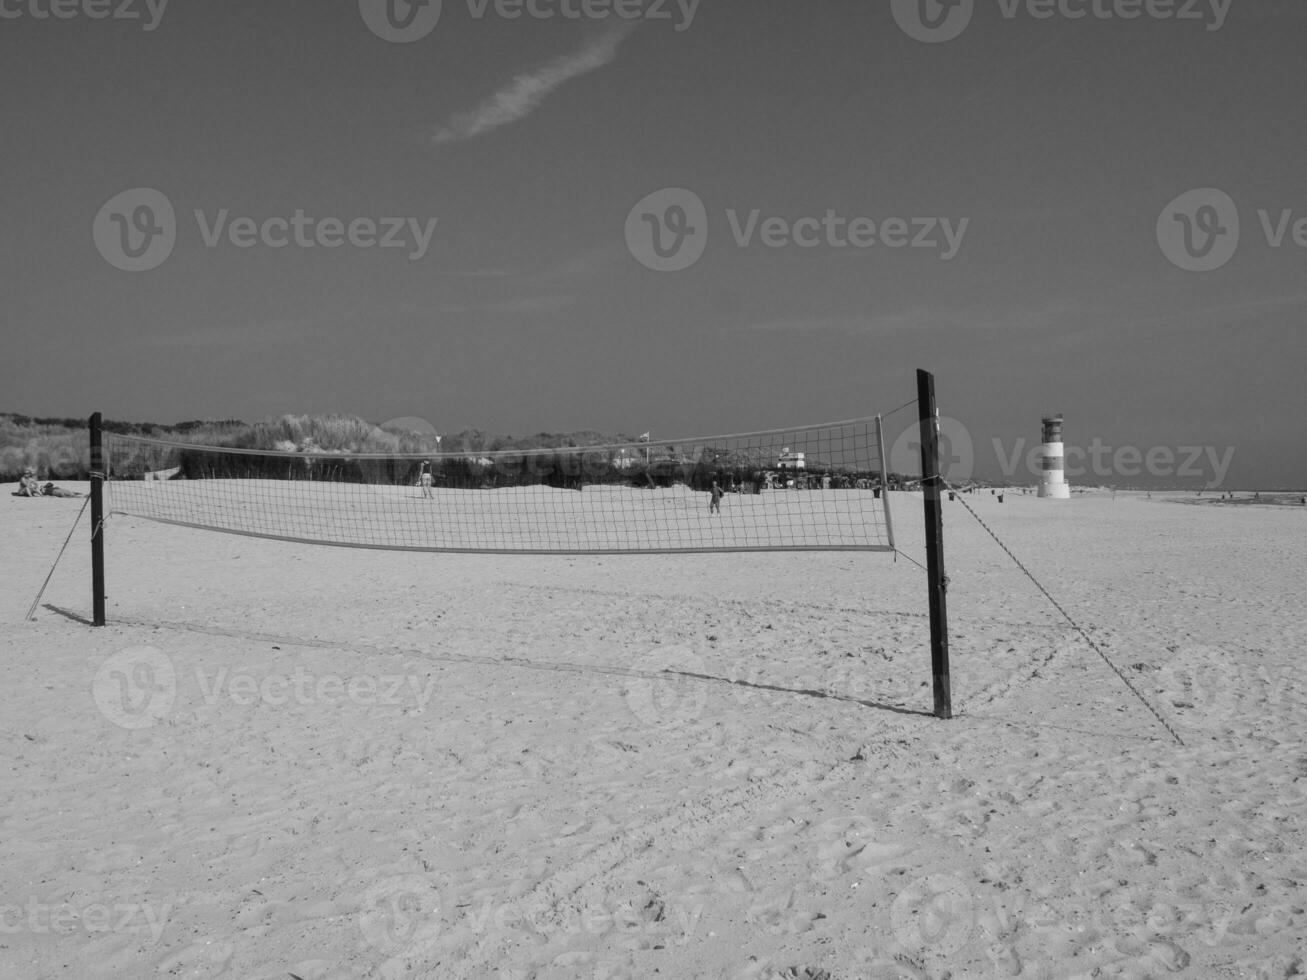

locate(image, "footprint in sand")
(808, 814), (907, 882)
(861, 953), (930, 979)
(743, 885), (821, 937)
(152, 937), (235, 977)
(1114, 934), (1191, 972)
(79, 842), (144, 873)
(889, 873), (976, 958)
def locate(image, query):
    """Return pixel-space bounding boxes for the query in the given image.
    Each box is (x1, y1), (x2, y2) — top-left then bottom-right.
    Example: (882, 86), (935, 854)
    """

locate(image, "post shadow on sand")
(665, 669), (936, 719)
(38, 607), (936, 720)
(41, 604), (96, 627)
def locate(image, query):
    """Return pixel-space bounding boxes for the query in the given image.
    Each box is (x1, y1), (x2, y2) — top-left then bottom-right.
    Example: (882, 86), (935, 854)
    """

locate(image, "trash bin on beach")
(948, 491), (956, 502)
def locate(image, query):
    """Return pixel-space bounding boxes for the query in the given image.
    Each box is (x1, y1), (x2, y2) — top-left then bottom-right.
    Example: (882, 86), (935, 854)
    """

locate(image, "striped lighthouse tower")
(1038, 414), (1071, 499)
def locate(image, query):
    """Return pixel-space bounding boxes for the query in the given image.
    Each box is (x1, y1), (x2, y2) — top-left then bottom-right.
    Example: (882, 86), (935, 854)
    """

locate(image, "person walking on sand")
(419, 460), (433, 499)
(709, 481), (723, 515)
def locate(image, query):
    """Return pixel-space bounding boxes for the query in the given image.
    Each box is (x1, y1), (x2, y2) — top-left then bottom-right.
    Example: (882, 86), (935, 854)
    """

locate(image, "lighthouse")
(1038, 414), (1071, 499)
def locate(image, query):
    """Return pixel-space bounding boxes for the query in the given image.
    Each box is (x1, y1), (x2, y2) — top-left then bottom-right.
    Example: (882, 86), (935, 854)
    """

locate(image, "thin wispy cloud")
(432, 22), (640, 146)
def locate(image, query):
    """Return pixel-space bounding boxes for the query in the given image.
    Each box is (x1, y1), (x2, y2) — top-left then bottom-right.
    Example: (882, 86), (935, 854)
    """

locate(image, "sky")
(2, 0), (1305, 488)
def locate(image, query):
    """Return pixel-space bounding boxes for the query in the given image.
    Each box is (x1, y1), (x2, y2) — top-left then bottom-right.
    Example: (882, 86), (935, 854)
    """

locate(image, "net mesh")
(102, 417), (895, 554)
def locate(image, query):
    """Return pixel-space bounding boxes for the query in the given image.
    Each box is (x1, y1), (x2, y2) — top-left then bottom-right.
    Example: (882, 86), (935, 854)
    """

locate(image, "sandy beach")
(1, 487), (1303, 979)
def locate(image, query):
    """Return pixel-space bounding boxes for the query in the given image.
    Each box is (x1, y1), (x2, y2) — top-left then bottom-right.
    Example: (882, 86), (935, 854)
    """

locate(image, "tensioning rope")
(937, 476), (1185, 746)
(25, 496), (91, 622)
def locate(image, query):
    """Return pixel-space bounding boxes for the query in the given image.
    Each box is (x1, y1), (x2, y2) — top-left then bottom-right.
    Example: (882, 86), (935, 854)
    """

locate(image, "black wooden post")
(90, 413), (106, 627)
(916, 370), (952, 719)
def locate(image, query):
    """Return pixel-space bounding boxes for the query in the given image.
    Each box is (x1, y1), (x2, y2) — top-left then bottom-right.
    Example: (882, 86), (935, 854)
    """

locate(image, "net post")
(90, 412), (106, 627)
(875, 415), (896, 552)
(915, 370), (952, 719)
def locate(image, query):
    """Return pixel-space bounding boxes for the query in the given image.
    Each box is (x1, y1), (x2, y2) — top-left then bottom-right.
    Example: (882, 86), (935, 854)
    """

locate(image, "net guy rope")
(938, 475), (1186, 746)
(25, 495), (90, 622)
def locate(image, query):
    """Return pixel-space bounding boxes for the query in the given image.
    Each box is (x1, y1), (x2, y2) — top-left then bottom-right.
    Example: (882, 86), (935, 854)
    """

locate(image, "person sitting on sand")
(15, 467), (43, 497)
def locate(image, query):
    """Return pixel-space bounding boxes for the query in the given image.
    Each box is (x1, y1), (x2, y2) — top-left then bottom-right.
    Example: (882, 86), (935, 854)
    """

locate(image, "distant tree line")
(3, 412), (898, 489)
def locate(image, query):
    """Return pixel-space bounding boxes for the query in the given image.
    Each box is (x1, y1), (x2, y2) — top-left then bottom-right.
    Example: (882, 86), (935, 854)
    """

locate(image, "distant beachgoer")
(420, 461), (433, 499)
(15, 468), (43, 497)
(709, 481), (723, 515)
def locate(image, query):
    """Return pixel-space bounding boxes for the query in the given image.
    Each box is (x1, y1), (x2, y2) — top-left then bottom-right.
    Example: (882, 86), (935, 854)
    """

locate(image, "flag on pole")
(639, 432), (651, 442)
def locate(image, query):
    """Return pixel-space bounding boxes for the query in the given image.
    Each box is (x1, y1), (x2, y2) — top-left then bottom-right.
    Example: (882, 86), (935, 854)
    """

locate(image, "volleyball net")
(98, 416), (897, 555)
